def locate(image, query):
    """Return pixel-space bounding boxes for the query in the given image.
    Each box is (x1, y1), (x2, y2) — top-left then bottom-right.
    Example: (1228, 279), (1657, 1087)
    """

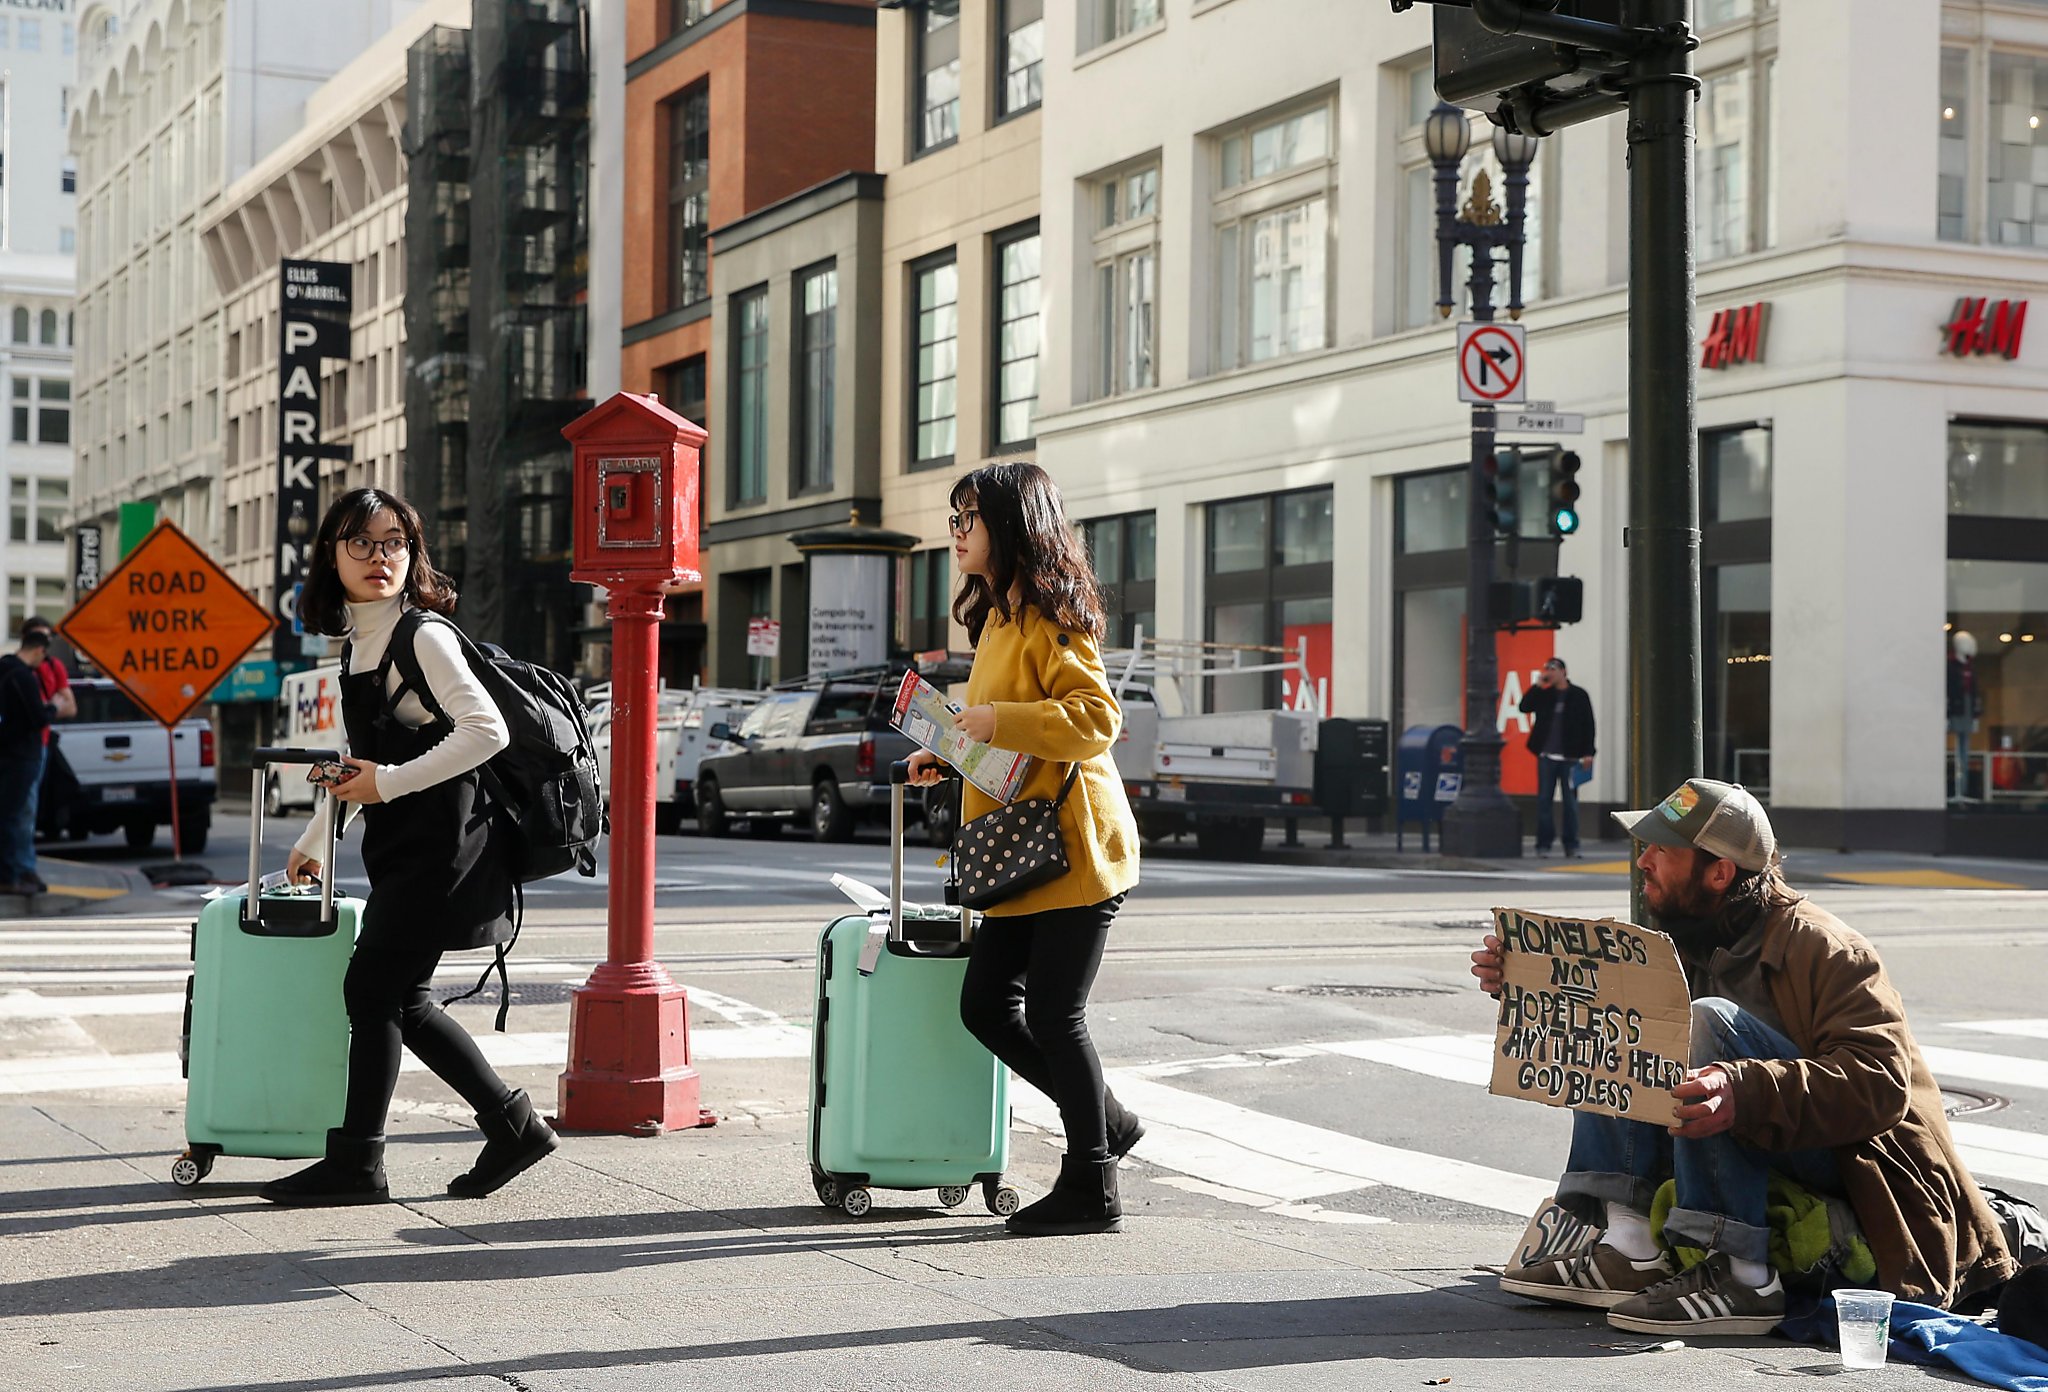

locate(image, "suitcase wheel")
(171, 1149), (216, 1187)
(985, 1181), (1021, 1217)
(936, 1185), (971, 1209)
(840, 1187), (874, 1218)
(814, 1177), (840, 1209)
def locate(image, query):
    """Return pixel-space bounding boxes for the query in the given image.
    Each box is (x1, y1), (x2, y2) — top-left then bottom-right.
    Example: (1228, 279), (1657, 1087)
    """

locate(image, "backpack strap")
(383, 607), (455, 730)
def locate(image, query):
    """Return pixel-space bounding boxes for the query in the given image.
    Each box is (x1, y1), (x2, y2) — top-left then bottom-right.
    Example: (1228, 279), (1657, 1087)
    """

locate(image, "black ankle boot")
(1006, 1154), (1123, 1237)
(447, 1089), (558, 1198)
(260, 1130), (389, 1207)
(1106, 1093), (1145, 1160)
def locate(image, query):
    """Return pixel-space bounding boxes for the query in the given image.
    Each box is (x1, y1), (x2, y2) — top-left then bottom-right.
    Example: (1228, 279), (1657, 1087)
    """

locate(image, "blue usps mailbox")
(1396, 724), (1466, 852)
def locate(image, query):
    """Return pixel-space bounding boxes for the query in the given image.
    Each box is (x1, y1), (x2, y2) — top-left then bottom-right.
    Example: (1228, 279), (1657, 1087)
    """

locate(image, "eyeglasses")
(947, 510), (980, 537)
(343, 536), (411, 562)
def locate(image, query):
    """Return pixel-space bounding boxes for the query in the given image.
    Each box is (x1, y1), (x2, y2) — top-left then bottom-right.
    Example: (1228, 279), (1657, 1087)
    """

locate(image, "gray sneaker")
(1499, 1243), (1679, 1310)
(1606, 1251), (1786, 1335)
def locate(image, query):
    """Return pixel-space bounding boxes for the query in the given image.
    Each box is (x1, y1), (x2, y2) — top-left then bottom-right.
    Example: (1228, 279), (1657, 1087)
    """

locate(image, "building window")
(901, 547), (951, 654)
(1092, 163), (1159, 398)
(10, 379), (29, 443)
(1214, 99), (1335, 371)
(667, 85), (711, 310)
(993, 225), (1040, 449)
(1088, 0), (1162, 50)
(10, 308), (26, 343)
(1701, 426), (1773, 789)
(1397, 61), (1550, 330)
(794, 263), (837, 494)
(1084, 511), (1156, 647)
(670, 0), (709, 35)
(61, 158), (76, 195)
(915, 1), (961, 155)
(38, 310), (56, 346)
(999, 0), (1043, 118)
(6, 479), (24, 541)
(1941, 48), (1970, 242)
(730, 288), (769, 506)
(1988, 52), (2048, 248)
(34, 478), (67, 543)
(1204, 488), (1334, 712)
(1691, 6), (1777, 263)
(911, 252), (958, 466)
(59, 228), (74, 254)
(37, 380), (69, 445)
(19, 18), (39, 51)
(663, 354), (707, 430)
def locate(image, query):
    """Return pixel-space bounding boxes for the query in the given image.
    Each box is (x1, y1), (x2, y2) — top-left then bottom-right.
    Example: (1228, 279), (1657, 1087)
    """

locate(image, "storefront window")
(1399, 469), (1466, 554)
(1708, 563), (1772, 789)
(1205, 488), (1333, 711)
(1084, 511), (1157, 647)
(1949, 421), (2048, 520)
(1400, 586), (1465, 731)
(1706, 426), (1772, 522)
(1946, 560), (2048, 807)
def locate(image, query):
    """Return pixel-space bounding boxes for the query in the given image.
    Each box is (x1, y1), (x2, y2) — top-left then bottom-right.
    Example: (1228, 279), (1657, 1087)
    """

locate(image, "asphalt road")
(11, 810), (2048, 1232)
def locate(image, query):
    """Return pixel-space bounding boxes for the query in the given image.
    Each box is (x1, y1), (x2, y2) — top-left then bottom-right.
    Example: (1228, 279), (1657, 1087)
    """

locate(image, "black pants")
(341, 937), (513, 1137)
(959, 895), (1122, 1164)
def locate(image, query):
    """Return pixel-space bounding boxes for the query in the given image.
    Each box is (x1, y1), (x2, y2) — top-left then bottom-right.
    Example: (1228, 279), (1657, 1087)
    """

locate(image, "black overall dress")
(340, 613), (515, 953)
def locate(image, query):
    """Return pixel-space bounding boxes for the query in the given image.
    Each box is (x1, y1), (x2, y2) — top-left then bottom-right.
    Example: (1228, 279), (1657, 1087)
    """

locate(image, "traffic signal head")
(1550, 450), (1582, 537)
(1488, 448), (1521, 534)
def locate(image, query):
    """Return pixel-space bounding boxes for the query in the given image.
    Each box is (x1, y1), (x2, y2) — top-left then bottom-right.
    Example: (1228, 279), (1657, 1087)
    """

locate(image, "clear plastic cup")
(1835, 1288), (1895, 1369)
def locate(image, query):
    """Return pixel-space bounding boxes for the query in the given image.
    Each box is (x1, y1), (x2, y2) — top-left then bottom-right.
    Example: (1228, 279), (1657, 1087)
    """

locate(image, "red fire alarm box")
(565, 392), (706, 586)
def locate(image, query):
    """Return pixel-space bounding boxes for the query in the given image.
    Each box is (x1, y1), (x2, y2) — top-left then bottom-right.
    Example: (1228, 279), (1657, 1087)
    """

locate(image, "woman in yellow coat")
(907, 462), (1142, 1236)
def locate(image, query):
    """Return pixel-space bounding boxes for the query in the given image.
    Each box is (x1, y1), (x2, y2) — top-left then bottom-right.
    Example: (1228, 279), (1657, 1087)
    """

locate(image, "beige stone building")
(875, 0), (1044, 655)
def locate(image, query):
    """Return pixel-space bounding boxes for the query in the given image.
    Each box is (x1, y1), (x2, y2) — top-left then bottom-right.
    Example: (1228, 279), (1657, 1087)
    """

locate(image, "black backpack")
(387, 608), (605, 883)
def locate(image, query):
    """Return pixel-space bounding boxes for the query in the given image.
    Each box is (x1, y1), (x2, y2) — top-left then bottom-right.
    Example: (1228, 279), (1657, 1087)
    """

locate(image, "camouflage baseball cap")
(1611, 778), (1778, 872)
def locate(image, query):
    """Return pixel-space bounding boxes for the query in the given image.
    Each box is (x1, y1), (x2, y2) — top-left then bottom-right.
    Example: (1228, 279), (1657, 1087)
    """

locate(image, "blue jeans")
(1535, 756), (1580, 852)
(1556, 997), (1841, 1264)
(0, 743), (46, 882)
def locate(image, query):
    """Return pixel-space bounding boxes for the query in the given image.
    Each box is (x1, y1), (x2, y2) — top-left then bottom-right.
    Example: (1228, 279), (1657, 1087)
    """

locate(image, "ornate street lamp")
(1429, 102), (1538, 860)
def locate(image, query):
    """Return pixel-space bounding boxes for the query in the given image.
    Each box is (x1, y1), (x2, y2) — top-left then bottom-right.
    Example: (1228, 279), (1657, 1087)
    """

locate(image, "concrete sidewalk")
(0, 856), (136, 918)
(4, 1101), (1932, 1392)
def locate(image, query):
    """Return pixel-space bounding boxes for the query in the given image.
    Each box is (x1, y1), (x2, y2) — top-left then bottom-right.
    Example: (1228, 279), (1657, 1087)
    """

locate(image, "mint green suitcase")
(807, 764), (1017, 1219)
(173, 747), (360, 1186)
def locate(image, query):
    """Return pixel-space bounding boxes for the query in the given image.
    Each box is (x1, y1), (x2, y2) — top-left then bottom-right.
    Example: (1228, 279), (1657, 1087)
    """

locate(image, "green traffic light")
(1554, 508), (1580, 535)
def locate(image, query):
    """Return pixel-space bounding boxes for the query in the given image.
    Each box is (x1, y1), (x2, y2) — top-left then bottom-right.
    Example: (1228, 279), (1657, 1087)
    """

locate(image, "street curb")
(0, 856), (136, 917)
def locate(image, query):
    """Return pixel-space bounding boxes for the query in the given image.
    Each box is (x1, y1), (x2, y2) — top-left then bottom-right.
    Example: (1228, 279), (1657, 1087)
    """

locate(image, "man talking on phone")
(1518, 657), (1595, 858)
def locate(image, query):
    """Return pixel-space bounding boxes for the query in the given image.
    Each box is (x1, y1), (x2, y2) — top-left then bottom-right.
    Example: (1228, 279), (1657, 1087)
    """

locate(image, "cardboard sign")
(1512, 1195), (1600, 1272)
(1487, 907), (1692, 1127)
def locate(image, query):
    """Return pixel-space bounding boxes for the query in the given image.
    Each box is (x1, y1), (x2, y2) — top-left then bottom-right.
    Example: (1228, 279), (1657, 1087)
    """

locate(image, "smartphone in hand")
(308, 760), (358, 788)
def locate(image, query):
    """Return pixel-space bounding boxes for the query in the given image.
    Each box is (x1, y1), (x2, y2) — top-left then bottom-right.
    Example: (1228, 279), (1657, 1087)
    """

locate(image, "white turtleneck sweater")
(292, 596), (512, 861)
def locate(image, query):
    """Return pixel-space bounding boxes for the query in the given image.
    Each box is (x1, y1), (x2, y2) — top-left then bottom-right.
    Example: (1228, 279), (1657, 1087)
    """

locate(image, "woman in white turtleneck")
(260, 488), (558, 1207)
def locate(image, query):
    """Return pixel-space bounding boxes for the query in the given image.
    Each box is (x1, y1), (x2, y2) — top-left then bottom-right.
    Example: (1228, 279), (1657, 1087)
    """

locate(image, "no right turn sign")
(1457, 322), (1528, 405)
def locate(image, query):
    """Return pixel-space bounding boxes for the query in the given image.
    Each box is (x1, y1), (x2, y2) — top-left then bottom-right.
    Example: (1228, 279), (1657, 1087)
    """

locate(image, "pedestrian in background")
(262, 487), (556, 1206)
(1519, 657), (1595, 857)
(23, 618), (78, 844)
(0, 624), (61, 895)
(906, 461), (1142, 1237)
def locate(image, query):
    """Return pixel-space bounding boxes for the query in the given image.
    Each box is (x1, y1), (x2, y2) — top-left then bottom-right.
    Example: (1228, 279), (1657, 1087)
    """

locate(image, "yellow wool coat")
(960, 605), (1140, 917)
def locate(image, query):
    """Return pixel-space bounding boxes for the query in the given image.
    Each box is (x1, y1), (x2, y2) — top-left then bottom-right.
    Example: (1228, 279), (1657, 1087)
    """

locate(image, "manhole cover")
(1271, 984), (1453, 999)
(434, 981), (578, 1006)
(1942, 1086), (2008, 1118)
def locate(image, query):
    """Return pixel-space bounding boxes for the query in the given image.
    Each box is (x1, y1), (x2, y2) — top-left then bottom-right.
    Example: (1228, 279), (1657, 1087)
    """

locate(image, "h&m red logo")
(1701, 302), (1770, 369)
(1942, 297), (2028, 359)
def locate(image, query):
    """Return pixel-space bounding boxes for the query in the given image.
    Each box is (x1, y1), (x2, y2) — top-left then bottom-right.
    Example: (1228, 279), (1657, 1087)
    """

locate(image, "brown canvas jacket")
(1716, 896), (2017, 1307)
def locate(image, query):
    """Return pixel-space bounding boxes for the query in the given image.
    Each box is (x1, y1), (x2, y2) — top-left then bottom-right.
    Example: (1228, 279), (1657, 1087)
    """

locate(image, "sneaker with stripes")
(1498, 1243), (1679, 1310)
(1605, 1251), (1786, 1336)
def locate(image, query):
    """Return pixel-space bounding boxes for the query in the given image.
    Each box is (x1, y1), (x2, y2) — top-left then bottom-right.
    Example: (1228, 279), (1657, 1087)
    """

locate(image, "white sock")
(1602, 1205), (1659, 1260)
(1728, 1255), (1772, 1288)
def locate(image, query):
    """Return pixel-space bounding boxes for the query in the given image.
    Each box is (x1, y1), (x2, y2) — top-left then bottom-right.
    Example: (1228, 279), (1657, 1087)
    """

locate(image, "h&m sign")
(274, 259), (353, 664)
(1700, 301), (1769, 370)
(1942, 296), (2029, 360)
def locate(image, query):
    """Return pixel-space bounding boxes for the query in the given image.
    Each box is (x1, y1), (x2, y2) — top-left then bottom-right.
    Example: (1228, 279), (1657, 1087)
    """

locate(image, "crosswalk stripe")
(1947, 1019), (2048, 1042)
(1920, 1045), (2048, 1093)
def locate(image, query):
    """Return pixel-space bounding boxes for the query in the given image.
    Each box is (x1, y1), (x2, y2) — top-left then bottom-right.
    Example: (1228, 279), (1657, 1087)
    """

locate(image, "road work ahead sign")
(57, 520), (275, 727)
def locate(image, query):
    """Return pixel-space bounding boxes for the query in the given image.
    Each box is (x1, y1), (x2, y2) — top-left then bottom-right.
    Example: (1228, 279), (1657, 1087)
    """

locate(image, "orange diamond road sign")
(57, 520), (275, 727)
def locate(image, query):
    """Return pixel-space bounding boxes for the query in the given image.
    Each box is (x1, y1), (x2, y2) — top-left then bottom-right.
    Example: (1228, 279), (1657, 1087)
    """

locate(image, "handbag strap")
(1051, 761), (1082, 810)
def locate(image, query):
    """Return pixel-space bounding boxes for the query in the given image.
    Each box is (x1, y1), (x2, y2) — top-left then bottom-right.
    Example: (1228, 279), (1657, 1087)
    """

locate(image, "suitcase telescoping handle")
(888, 759), (961, 946)
(248, 747), (343, 929)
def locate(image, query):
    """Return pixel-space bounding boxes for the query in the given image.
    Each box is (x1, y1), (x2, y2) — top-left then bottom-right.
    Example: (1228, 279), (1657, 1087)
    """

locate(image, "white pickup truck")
(585, 683), (761, 834)
(1106, 637), (1324, 860)
(39, 678), (218, 852)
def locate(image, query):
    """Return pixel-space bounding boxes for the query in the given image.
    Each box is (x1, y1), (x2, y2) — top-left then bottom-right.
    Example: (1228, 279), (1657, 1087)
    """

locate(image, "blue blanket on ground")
(1780, 1295), (2048, 1391)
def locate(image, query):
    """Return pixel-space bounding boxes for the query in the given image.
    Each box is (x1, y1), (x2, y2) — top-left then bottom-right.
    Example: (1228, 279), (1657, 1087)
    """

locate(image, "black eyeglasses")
(947, 510), (980, 537)
(343, 536), (411, 562)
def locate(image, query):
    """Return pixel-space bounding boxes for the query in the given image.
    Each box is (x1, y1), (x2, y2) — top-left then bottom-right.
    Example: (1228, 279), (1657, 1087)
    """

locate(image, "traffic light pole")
(1625, 0), (1702, 925)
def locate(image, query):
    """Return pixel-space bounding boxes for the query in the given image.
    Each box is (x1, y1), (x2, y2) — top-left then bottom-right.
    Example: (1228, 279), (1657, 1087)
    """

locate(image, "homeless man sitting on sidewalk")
(1472, 778), (2017, 1336)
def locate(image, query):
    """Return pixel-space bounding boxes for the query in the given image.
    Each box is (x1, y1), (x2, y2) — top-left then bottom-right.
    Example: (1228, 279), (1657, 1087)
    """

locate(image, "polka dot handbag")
(952, 764), (1083, 910)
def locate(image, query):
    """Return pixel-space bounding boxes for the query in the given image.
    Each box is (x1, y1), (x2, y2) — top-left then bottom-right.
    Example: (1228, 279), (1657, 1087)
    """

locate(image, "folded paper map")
(890, 670), (1032, 803)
